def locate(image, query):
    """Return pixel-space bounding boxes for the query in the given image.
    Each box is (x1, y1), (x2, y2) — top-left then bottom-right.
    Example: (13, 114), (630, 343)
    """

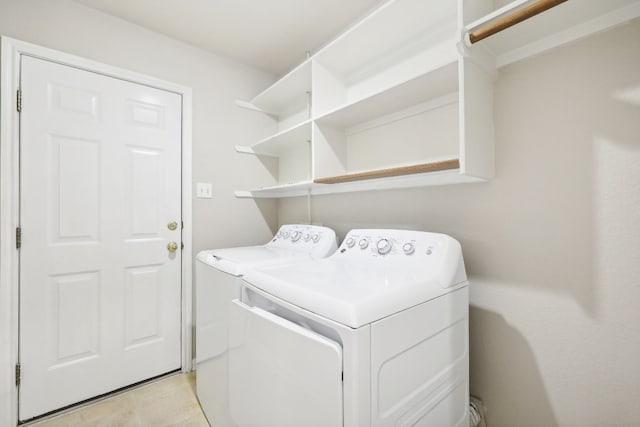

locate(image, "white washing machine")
(229, 229), (469, 427)
(195, 224), (337, 427)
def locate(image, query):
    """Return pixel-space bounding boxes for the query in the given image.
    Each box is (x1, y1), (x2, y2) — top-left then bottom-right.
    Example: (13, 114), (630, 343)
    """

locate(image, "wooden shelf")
(465, 0), (640, 67)
(314, 159), (460, 184)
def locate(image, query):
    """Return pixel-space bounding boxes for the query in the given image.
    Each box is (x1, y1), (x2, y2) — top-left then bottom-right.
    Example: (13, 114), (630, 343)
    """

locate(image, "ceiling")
(73, 0), (384, 76)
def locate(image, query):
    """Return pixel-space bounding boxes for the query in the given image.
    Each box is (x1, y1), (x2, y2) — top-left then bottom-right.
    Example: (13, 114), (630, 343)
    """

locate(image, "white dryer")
(229, 229), (469, 427)
(195, 224), (337, 427)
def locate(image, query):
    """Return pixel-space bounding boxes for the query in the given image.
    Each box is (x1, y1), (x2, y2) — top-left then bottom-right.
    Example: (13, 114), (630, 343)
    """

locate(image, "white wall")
(0, 0), (279, 253)
(280, 20), (640, 427)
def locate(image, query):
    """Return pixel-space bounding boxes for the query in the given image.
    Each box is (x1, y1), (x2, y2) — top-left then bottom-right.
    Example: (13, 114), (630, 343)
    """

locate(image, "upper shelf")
(465, 0), (640, 67)
(236, 120), (311, 157)
(314, 62), (458, 130)
(245, 59), (311, 116)
(313, 0), (458, 80)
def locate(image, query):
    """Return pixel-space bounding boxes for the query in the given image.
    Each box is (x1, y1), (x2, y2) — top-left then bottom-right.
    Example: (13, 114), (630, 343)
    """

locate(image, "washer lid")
(242, 229), (468, 328)
(195, 224), (338, 276)
(196, 246), (310, 276)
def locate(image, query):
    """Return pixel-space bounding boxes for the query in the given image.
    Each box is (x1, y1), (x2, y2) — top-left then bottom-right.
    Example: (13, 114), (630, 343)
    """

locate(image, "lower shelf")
(234, 181), (314, 198)
(313, 159), (460, 184)
(235, 164), (487, 199)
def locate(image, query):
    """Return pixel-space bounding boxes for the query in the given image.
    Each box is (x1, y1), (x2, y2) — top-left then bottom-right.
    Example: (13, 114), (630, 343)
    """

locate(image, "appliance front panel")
(229, 300), (343, 427)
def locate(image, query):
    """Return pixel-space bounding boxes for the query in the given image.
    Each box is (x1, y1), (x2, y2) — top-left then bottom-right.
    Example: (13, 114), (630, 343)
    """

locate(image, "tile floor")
(26, 372), (209, 427)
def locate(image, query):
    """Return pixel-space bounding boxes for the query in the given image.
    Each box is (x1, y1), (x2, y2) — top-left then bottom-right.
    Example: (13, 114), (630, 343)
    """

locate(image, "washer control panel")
(337, 229), (445, 259)
(270, 224), (338, 257)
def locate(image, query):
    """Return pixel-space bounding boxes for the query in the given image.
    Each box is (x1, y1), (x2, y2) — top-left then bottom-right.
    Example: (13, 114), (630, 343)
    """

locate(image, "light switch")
(196, 182), (213, 198)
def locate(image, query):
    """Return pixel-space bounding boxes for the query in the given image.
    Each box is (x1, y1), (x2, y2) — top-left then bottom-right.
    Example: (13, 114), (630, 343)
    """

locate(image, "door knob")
(167, 242), (178, 253)
(167, 221), (178, 231)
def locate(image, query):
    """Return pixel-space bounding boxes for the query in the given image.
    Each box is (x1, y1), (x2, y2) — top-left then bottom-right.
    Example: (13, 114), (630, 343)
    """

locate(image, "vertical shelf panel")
(459, 59), (494, 180)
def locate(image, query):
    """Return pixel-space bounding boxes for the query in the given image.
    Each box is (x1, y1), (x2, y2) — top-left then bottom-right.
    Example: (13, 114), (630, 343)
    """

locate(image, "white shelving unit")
(234, 0), (639, 198)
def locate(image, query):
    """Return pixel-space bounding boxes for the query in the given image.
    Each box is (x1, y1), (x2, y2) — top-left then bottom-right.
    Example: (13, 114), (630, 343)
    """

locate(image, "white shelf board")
(234, 180), (314, 199)
(465, 0), (640, 67)
(313, 0), (458, 79)
(314, 61), (458, 129)
(311, 169), (485, 196)
(251, 59), (312, 115)
(235, 170), (486, 199)
(236, 120), (312, 157)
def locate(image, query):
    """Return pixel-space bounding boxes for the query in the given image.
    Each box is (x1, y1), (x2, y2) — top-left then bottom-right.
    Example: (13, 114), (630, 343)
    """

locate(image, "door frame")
(0, 36), (194, 426)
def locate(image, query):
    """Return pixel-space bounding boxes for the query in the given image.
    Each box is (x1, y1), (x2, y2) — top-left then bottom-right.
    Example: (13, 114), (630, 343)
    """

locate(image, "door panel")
(51, 272), (100, 364)
(19, 55), (182, 420)
(52, 135), (101, 241)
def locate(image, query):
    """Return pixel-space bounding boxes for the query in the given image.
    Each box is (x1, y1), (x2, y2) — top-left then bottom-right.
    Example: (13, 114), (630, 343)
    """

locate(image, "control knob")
(402, 242), (415, 255)
(345, 238), (355, 248)
(304, 233), (311, 242)
(282, 231), (290, 239)
(291, 231), (302, 242)
(311, 234), (320, 243)
(358, 239), (369, 249)
(376, 238), (392, 255)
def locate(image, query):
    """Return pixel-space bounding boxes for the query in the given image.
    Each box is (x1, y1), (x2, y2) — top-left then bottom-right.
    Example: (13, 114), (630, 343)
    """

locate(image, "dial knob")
(276, 231), (283, 238)
(303, 233), (311, 242)
(345, 237), (355, 248)
(376, 238), (392, 255)
(282, 231), (290, 239)
(312, 234), (320, 243)
(402, 242), (415, 255)
(358, 239), (369, 249)
(291, 231), (302, 242)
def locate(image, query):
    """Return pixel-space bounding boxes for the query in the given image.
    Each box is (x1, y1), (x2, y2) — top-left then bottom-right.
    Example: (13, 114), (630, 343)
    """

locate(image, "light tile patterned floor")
(27, 372), (209, 427)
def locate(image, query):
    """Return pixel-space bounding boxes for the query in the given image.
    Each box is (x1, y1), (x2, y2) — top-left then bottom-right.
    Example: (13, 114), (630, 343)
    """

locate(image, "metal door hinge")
(181, 242), (184, 250)
(17, 89), (22, 112)
(16, 227), (21, 249)
(15, 364), (21, 386)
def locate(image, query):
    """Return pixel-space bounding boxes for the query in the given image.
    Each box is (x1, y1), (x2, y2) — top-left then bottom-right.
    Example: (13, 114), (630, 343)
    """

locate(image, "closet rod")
(468, 0), (568, 44)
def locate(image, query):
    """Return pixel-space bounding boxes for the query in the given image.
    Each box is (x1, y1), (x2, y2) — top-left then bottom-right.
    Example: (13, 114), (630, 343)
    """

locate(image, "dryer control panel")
(269, 224), (338, 258)
(339, 229), (446, 257)
(335, 229), (467, 289)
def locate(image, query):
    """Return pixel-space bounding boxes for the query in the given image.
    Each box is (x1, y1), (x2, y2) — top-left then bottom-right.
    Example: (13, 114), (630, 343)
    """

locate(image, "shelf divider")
(314, 159), (460, 184)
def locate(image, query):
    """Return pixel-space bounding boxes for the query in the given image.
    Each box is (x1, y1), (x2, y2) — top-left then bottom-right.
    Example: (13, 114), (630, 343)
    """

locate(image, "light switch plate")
(196, 182), (213, 198)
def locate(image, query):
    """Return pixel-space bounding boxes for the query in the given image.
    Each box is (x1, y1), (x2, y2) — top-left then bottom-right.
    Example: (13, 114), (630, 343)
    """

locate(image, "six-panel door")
(19, 56), (182, 420)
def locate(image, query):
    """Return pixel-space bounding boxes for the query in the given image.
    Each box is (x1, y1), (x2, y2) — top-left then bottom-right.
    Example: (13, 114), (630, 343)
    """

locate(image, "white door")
(228, 300), (343, 427)
(18, 56), (182, 420)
